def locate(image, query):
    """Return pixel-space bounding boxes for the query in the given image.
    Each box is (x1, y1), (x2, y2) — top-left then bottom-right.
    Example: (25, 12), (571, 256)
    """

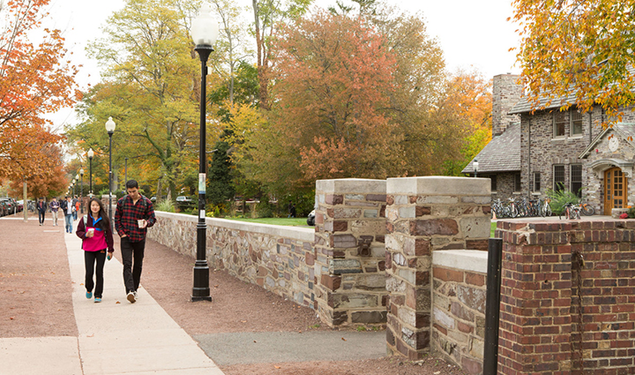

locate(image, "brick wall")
(313, 179), (388, 327)
(496, 220), (635, 374)
(432, 250), (487, 375)
(385, 177), (491, 361)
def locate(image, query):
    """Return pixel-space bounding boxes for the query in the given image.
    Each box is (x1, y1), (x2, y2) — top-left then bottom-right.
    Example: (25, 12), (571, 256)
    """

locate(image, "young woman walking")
(76, 198), (114, 303)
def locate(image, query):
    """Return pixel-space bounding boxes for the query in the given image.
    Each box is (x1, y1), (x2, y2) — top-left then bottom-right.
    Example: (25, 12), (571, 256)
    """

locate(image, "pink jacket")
(76, 215), (114, 253)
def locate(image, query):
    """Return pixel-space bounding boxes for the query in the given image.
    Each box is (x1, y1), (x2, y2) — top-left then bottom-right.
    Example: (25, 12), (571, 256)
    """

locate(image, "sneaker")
(94, 298), (101, 303)
(127, 291), (136, 303)
(86, 291), (92, 299)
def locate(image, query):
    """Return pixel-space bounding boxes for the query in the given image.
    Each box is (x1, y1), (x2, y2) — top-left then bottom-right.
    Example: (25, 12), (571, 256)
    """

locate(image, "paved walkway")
(0, 216), (224, 375)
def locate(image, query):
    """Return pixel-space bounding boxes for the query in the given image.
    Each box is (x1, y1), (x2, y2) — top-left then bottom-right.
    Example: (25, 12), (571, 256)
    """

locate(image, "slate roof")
(508, 93), (577, 115)
(462, 122), (521, 174)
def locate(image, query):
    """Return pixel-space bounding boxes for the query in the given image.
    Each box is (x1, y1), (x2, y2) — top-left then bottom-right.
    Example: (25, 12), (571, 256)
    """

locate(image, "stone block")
(333, 208), (362, 219)
(351, 220), (386, 235)
(329, 259), (363, 274)
(433, 306), (455, 329)
(332, 234), (357, 248)
(330, 293), (378, 309)
(459, 217), (490, 239)
(351, 311), (387, 324)
(399, 206), (416, 218)
(406, 285), (431, 311)
(386, 275), (407, 293)
(356, 274), (387, 290)
(411, 219), (459, 236)
(470, 338), (484, 359)
(321, 274), (342, 291)
(326, 194), (344, 205)
(457, 285), (486, 314)
(451, 301), (474, 321)
(364, 209), (379, 218)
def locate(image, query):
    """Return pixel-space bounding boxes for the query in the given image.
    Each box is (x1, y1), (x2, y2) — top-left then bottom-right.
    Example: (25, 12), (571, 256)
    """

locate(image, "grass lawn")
(221, 217), (310, 227)
(491, 221), (497, 237)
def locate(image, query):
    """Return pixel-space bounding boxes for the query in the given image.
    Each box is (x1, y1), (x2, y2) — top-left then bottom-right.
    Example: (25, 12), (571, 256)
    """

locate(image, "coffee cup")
(88, 228), (95, 236)
(138, 219), (145, 228)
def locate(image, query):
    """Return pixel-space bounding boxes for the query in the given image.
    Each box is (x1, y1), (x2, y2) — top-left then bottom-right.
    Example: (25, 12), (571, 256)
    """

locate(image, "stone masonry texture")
(492, 74), (522, 136)
(385, 177), (491, 361)
(495, 219), (635, 375)
(313, 179), (388, 327)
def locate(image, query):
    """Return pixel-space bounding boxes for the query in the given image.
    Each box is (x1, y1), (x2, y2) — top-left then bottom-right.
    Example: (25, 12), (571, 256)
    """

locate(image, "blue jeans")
(65, 214), (73, 233)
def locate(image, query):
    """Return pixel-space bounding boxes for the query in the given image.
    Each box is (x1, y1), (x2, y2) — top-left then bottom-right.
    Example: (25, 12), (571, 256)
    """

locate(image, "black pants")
(120, 237), (145, 294)
(85, 250), (107, 298)
(38, 210), (45, 224)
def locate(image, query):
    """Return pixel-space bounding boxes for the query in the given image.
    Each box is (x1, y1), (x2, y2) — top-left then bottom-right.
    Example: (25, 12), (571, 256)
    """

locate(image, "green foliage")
(255, 199), (275, 218)
(156, 199), (175, 213)
(207, 140), (235, 205)
(627, 206), (635, 219)
(546, 184), (580, 215)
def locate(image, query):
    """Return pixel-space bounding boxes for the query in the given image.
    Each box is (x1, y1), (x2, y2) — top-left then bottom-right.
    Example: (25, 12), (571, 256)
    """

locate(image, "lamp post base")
(191, 261), (212, 302)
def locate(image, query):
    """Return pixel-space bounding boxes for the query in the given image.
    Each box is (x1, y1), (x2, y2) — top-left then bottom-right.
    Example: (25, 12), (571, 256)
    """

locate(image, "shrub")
(156, 199), (175, 213)
(546, 183), (580, 215)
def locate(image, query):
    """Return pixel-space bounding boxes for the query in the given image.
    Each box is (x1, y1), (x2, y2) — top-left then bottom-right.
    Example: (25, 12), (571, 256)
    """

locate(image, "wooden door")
(604, 168), (627, 215)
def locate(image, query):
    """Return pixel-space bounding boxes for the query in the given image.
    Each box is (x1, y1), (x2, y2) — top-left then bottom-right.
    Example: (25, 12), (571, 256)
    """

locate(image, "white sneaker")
(127, 291), (136, 303)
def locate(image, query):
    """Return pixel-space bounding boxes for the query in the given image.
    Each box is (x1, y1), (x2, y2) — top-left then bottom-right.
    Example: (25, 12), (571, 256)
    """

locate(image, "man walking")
(115, 180), (156, 303)
(60, 196), (75, 233)
(49, 198), (60, 226)
(37, 198), (47, 226)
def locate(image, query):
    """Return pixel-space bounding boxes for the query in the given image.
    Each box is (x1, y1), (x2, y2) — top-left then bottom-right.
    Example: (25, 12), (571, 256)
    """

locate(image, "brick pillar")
(313, 179), (388, 327)
(497, 221), (574, 374)
(496, 220), (635, 375)
(385, 177), (491, 360)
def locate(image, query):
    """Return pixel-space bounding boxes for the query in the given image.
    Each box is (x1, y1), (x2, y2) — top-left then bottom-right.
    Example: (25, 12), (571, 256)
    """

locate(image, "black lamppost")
(79, 168), (84, 213)
(190, 3), (217, 302)
(474, 159), (479, 178)
(87, 148), (94, 197)
(124, 157), (128, 192)
(105, 117), (116, 228)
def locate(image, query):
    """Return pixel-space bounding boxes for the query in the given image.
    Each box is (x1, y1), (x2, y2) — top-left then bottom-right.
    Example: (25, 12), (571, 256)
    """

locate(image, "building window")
(554, 165), (565, 191)
(490, 175), (497, 192)
(514, 173), (521, 192)
(571, 110), (583, 135)
(533, 172), (541, 192)
(553, 112), (566, 137)
(571, 164), (582, 197)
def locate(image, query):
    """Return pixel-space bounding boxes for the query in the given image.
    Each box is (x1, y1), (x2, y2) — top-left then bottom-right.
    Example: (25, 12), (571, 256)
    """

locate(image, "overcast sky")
(43, 0), (520, 129)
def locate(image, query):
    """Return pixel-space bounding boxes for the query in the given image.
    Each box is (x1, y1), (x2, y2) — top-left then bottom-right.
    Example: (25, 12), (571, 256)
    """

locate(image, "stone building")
(463, 73), (635, 215)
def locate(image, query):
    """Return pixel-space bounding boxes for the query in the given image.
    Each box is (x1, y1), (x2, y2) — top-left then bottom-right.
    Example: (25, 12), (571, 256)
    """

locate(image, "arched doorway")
(604, 167), (627, 215)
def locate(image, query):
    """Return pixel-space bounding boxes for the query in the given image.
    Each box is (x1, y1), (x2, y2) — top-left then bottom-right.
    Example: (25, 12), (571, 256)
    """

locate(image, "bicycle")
(560, 202), (581, 220)
(578, 201), (595, 216)
(540, 197), (552, 217)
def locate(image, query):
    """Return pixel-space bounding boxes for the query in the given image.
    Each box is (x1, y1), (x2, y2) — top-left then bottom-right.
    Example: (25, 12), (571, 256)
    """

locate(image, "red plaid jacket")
(114, 195), (156, 242)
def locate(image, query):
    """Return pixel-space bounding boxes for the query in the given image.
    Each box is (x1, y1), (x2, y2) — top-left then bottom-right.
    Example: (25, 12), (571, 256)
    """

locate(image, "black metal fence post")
(484, 237), (503, 374)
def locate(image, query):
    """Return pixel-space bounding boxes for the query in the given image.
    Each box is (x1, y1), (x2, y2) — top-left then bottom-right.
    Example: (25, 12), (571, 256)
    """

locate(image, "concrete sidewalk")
(0, 217), (224, 375)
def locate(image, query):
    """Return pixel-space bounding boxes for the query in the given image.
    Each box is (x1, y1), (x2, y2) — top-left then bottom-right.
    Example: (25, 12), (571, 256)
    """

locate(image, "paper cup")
(88, 228), (95, 236)
(138, 219), (145, 228)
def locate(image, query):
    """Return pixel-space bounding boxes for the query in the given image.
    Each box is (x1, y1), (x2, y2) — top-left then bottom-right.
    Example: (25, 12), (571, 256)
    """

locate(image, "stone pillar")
(385, 177), (490, 360)
(313, 179), (387, 327)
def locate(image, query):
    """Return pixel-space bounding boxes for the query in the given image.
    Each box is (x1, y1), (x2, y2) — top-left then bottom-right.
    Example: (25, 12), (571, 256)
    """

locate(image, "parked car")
(307, 210), (315, 226)
(0, 200), (7, 216)
(15, 200), (24, 212)
(0, 198), (14, 215)
(176, 196), (193, 203)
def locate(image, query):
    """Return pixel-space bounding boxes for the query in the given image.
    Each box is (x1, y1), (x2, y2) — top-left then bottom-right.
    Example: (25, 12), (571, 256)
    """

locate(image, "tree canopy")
(512, 0), (635, 119)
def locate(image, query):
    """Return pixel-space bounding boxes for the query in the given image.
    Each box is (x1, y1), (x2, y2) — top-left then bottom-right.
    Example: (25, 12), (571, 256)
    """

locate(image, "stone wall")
(432, 250), (487, 374)
(495, 220), (635, 374)
(313, 179), (388, 327)
(384, 177), (491, 361)
(147, 212), (316, 307)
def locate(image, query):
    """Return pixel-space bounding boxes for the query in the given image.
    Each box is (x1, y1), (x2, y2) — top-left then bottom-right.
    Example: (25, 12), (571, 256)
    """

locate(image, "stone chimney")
(492, 74), (522, 136)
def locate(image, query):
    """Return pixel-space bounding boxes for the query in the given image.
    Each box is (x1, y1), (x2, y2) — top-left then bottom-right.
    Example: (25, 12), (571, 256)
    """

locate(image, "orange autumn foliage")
(0, 0), (79, 180)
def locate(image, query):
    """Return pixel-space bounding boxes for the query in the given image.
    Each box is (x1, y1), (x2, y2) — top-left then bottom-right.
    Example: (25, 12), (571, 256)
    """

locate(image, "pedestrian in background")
(72, 196), (80, 220)
(60, 196), (75, 233)
(49, 197), (60, 226)
(37, 198), (47, 226)
(115, 180), (156, 303)
(76, 198), (114, 303)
